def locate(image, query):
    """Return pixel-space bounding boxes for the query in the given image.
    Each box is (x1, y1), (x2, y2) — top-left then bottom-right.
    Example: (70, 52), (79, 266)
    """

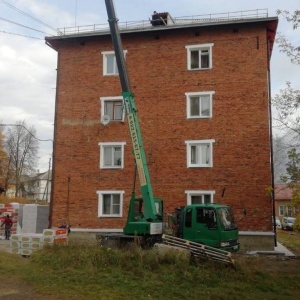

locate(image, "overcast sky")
(0, 0), (299, 172)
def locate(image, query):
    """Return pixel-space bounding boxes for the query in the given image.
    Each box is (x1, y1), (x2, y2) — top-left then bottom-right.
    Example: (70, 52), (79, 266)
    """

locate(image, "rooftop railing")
(56, 8), (269, 36)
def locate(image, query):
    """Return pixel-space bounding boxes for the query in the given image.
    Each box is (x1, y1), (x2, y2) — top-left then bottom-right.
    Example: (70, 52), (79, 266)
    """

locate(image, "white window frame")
(279, 205), (284, 216)
(185, 190), (215, 205)
(97, 190), (124, 217)
(185, 139), (215, 168)
(185, 91), (215, 119)
(100, 96), (125, 122)
(185, 43), (214, 70)
(101, 50), (127, 76)
(99, 142), (126, 169)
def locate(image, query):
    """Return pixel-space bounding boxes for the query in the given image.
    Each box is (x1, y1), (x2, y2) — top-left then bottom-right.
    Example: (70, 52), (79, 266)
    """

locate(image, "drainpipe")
(48, 41), (59, 228)
(267, 36), (277, 247)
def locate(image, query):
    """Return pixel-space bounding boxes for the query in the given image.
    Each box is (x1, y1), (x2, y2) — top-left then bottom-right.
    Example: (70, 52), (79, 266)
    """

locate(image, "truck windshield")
(217, 207), (238, 230)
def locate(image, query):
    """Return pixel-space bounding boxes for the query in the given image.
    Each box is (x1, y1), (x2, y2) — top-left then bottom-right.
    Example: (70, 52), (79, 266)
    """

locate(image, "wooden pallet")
(162, 234), (234, 266)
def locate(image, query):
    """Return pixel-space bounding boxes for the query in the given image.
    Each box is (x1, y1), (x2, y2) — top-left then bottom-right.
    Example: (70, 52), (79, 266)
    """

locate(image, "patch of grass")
(1, 239), (300, 299)
(2, 243), (293, 299)
(277, 230), (300, 255)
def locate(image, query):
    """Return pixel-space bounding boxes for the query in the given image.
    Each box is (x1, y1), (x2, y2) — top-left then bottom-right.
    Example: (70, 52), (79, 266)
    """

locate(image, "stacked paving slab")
(10, 228), (68, 255)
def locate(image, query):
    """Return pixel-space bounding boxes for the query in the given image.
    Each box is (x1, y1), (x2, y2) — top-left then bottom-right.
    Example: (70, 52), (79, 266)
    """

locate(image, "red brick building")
(46, 10), (278, 249)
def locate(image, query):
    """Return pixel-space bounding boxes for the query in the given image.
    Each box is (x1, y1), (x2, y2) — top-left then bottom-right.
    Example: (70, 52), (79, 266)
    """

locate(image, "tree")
(0, 124), (8, 190)
(273, 10), (300, 143)
(0, 125), (6, 167)
(273, 82), (300, 138)
(276, 10), (300, 65)
(281, 148), (300, 229)
(274, 10), (300, 229)
(4, 121), (39, 197)
(272, 134), (300, 183)
(281, 148), (300, 183)
(273, 135), (289, 182)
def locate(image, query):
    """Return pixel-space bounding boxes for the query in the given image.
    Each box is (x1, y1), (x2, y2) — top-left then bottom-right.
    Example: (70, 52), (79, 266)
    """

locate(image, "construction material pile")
(0, 203), (19, 237)
(161, 234), (235, 266)
(10, 228), (68, 256)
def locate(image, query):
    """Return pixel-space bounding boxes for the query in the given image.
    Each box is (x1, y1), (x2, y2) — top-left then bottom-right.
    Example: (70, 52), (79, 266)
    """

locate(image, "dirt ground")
(235, 253), (300, 275)
(0, 237), (299, 299)
(0, 278), (45, 300)
(0, 240), (58, 300)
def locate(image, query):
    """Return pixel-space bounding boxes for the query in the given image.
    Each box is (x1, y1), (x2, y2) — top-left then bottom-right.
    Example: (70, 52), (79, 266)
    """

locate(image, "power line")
(0, 124), (53, 142)
(0, 30), (43, 40)
(0, 0), (57, 32)
(0, 16), (50, 35)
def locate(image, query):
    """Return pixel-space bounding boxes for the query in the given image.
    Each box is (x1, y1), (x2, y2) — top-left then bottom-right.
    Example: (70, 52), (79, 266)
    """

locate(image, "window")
(97, 191), (124, 217)
(185, 208), (192, 227)
(100, 96), (124, 121)
(99, 142), (126, 169)
(186, 190), (215, 205)
(196, 208), (217, 228)
(102, 50), (127, 75)
(287, 206), (293, 217)
(185, 91), (214, 118)
(186, 43), (214, 70)
(185, 140), (215, 167)
(217, 207), (237, 230)
(279, 206), (284, 216)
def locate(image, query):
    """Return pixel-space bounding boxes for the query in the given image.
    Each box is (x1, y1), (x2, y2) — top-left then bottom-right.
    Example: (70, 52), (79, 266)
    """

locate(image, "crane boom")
(105, 0), (163, 234)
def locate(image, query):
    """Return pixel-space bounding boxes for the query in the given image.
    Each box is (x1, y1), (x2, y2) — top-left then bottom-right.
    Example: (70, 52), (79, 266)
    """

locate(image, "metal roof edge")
(45, 16), (278, 41)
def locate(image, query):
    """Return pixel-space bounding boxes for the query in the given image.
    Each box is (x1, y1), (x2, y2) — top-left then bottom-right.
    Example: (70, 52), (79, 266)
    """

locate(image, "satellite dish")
(101, 115), (110, 126)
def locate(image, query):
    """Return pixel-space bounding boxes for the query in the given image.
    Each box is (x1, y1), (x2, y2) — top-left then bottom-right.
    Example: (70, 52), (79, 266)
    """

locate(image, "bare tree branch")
(4, 121), (39, 197)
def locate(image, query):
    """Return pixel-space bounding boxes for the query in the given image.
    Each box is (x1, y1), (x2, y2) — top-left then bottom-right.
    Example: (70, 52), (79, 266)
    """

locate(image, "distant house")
(4, 177), (29, 199)
(25, 171), (52, 202)
(4, 183), (14, 198)
(4, 171), (52, 202)
(274, 184), (296, 220)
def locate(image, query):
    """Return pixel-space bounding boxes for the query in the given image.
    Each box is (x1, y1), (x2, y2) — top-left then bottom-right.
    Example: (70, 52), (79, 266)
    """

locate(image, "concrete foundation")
(68, 231), (98, 246)
(68, 229), (277, 252)
(239, 231), (275, 252)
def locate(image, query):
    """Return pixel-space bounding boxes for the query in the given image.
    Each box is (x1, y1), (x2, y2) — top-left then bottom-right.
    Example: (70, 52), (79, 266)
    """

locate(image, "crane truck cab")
(124, 193), (163, 236)
(171, 204), (240, 252)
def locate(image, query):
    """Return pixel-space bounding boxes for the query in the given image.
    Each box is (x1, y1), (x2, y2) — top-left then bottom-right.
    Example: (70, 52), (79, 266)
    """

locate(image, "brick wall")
(49, 22), (273, 232)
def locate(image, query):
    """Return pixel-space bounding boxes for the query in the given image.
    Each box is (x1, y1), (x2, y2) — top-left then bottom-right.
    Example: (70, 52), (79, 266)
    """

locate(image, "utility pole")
(42, 157), (51, 202)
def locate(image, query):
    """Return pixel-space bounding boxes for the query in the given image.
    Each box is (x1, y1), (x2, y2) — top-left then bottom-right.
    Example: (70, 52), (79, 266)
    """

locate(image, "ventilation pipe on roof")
(150, 11), (175, 26)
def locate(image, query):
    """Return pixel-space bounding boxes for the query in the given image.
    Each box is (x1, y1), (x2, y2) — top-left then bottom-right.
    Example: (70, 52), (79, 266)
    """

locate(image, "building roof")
(35, 170), (52, 181)
(45, 9), (278, 55)
(274, 184), (293, 200)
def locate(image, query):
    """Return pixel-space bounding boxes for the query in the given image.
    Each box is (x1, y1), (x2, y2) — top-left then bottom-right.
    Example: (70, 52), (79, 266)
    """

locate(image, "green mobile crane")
(105, 0), (163, 239)
(104, 0), (239, 252)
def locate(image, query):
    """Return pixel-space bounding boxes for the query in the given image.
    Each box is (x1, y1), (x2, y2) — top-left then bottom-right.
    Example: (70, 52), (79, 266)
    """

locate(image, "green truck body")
(177, 204), (240, 252)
